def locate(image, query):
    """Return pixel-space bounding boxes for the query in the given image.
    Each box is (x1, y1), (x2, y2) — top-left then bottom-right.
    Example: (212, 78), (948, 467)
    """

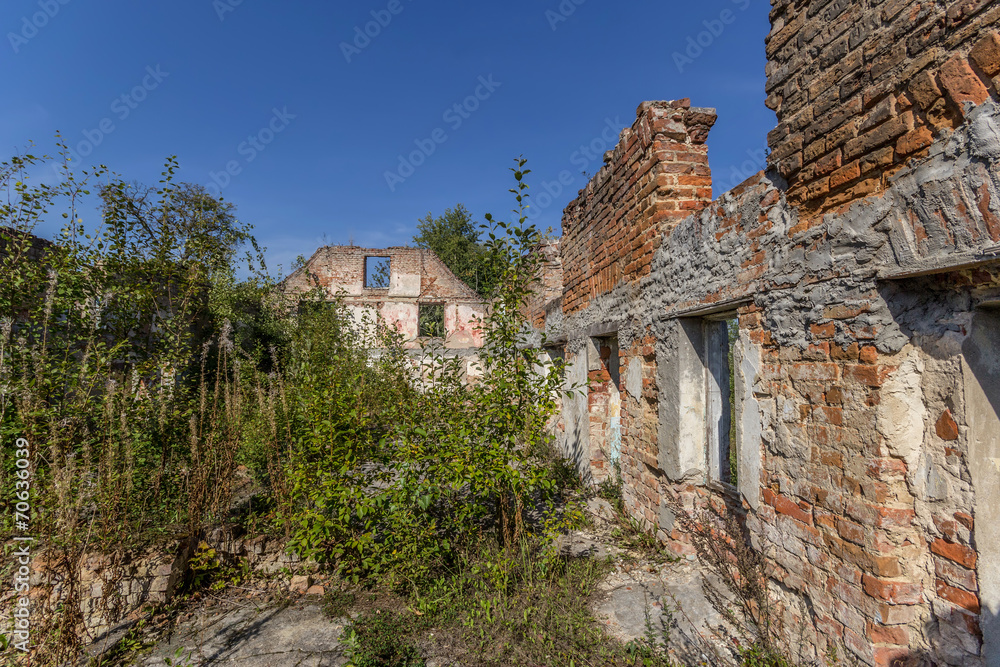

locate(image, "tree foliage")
(413, 204), (498, 297)
(0, 149), (575, 663)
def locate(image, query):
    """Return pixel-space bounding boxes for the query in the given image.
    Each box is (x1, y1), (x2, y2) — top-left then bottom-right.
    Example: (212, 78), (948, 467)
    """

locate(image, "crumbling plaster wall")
(283, 246), (485, 349)
(534, 39), (1000, 666)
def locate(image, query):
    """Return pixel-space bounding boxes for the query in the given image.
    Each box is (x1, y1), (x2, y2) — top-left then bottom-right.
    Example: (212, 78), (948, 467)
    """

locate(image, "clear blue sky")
(2, 0), (773, 275)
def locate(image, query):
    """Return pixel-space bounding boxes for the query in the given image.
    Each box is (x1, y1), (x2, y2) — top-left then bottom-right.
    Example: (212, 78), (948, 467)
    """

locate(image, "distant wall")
(283, 246), (485, 349)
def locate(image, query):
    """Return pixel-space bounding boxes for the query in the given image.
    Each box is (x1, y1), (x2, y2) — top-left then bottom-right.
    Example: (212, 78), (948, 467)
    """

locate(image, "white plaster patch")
(389, 273), (421, 297)
(626, 356), (642, 400)
(737, 332), (763, 510)
(875, 346), (926, 475)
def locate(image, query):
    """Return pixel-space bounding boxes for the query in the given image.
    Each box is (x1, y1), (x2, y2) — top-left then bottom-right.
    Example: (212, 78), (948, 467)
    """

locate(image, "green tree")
(413, 204), (497, 297)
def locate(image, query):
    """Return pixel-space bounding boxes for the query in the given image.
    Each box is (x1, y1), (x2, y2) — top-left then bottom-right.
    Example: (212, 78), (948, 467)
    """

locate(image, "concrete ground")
(580, 499), (740, 666)
(138, 601), (348, 666)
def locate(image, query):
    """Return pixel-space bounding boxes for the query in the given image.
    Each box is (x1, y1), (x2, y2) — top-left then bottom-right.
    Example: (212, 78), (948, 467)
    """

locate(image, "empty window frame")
(418, 303), (445, 338)
(365, 256), (391, 289)
(705, 314), (739, 487)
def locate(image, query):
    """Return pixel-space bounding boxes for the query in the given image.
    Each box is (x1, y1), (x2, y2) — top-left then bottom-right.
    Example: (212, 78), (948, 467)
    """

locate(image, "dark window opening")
(706, 315), (739, 486)
(365, 256), (390, 289)
(419, 304), (445, 338)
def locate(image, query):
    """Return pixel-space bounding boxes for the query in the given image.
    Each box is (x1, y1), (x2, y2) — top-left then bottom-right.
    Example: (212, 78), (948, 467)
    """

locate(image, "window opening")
(365, 256), (390, 289)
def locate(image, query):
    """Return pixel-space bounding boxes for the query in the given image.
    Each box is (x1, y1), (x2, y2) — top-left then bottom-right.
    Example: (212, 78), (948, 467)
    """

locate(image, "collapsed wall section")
(561, 100), (717, 315)
(543, 12), (1000, 664)
(282, 245), (485, 349)
(538, 100), (717, 485)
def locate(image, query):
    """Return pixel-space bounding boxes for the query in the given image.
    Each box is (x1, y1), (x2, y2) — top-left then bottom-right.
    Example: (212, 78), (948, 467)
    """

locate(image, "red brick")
(838, 518), (866, 546)
(845, 364), (893, 387)
(896, 127), (934, 156)
(939, 55), (991, 107)
(862, 574), (923, 605)
(811, 321), (836, 338)
(831, 343), (860, 362)
(908, 70), (942, 110)
(930, 538), (977, 569)
(844, 627), (873, 662)
(859, 346), (879, 364)
(936, 579), (981, 613)
(867, 458), (907, 478)
(789, 362), (839, 382)
(935, 557), (978, 592)
(874, 507), (915, 530)
(866, 621), (908, 646)
(830, 161), (861, 189)
(766, 489), (814, 526)
(814, 406), (843, 426)
(970, 31), (1000, 77)
(935, 409), (959, 440)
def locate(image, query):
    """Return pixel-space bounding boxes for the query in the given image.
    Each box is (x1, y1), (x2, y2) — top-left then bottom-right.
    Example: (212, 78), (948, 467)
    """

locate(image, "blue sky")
(2, 0), (773, 275)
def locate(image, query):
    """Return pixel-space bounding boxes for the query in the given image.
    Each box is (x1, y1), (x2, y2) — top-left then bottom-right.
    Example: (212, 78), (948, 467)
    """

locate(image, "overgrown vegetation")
(1, 152), (665, 666)
(333, 534), (682, 667)
(0, 147), (839, 667)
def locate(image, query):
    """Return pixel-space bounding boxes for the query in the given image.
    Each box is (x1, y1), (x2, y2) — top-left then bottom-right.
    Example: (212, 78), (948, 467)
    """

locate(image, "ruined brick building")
(528, 2), (1000, 664)
(282, 245), (485, 351)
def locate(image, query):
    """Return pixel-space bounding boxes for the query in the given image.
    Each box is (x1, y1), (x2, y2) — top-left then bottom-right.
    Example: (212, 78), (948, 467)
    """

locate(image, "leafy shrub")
(343, 612), (426, 667)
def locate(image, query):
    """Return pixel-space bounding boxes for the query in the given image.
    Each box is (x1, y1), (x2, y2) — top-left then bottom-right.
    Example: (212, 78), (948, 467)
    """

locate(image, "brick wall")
(525, 239), (563, 332)
(561, 100), (717, 315)
(282, 246), (484, 348)
(766, 0), (1000, 221)
(544, 9), (1000, 662)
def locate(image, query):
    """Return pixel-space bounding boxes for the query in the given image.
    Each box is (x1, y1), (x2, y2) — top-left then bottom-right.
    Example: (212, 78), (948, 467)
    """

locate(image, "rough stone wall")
(2, 532), (309, 646)
(766, 0), (1000, 220)
(538, 15), (1000, 665)
(282, 246), (485, 348)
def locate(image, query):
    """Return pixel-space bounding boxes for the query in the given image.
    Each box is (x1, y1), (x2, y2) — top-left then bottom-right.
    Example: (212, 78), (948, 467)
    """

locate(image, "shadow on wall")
(877, 278), (1000, 665)
(891, 606), (993, 666)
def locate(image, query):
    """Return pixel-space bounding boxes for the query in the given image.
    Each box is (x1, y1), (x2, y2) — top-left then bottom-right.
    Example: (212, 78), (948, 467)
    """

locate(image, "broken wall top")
(282, 245), (483, 303)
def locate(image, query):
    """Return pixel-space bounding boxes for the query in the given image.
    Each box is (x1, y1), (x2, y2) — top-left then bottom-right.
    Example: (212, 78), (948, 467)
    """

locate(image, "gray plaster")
(626, 356), (643, 400)
(964, 307), (1000, 665)
(735, 332), (763, 511)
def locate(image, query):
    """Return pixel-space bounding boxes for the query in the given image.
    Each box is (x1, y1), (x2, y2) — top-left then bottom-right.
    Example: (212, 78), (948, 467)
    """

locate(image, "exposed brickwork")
(530, 5), (1000, 661)
(283, 246), (484, 348)
(765, 0), (1000, 218)
(525, 239), (563, 332)
(560, 100), (716, 314)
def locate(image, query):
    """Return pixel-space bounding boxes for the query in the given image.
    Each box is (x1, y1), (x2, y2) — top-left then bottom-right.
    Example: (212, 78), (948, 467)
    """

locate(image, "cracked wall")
(530, 8), (1000, 664)
(283, 245), (485, 350)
